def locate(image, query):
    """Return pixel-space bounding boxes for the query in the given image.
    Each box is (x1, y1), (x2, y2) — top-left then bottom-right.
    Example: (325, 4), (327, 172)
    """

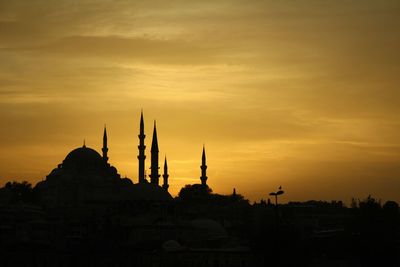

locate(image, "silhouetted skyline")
(1, 2), (400, 266)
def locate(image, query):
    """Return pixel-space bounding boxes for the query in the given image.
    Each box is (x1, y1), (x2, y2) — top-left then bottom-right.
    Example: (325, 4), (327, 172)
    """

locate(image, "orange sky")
(1, 1), (399, 203)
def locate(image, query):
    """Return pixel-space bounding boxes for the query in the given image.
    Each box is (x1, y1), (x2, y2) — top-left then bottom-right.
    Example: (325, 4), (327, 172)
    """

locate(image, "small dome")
(63, 146), (105, 172)
(191, 219), (228, 239)
(110, 166), (118, 174)
(162, 240), (183, 251)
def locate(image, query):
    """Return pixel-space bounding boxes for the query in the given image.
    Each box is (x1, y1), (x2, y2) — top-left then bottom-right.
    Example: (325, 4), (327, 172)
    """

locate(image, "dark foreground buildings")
(1, 112), (400, 267)
(0, 112), (262, 267)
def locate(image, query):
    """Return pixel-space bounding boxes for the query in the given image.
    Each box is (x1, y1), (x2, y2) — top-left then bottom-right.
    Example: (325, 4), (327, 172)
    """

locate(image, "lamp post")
(269, 187), (284, 231)
(269, 187), (284, 207)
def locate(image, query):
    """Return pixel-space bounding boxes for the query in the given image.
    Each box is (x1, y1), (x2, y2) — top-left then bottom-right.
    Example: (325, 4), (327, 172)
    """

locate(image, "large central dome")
(63, 146), (105, 172)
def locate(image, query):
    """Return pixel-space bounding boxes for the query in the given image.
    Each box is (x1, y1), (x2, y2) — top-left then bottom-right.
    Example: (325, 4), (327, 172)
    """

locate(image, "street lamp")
(269, 186), (285, 233)
(269, 187), (285, 260)
(269, 186), (284, 206)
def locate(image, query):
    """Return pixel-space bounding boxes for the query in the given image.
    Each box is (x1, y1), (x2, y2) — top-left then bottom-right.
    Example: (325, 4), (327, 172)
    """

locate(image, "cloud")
(21, 35), (222, 65)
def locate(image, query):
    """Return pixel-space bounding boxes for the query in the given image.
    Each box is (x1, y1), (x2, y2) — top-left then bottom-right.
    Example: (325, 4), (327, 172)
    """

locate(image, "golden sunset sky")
(1, 1), (399, 203)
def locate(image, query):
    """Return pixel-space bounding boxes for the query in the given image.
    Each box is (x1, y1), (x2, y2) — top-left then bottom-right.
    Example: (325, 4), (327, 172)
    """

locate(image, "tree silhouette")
(178, 184), (212, 202)
(4, 181), (34, 203)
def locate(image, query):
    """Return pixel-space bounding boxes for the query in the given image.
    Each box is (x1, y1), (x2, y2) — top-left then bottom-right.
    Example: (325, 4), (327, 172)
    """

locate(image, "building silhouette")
(34, 111), (179, 207)
(32, 111), (214, 207)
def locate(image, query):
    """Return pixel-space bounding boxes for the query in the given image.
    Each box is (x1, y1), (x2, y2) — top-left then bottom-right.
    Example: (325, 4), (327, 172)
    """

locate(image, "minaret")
(163, 156), (169, 191)
(102, 125), (109, 163)
(149, 121), (160, 185)
(138, 111), (146, 183)
(200, 145), (208, 186)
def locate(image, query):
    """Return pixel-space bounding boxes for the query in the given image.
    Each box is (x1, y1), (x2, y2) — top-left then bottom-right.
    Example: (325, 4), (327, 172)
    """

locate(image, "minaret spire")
(200, 145), (208, 186)
(102, 125), (109, 163)
(163, 156), (169, 191)
(138, 110), (146, 183)
(150, 120), (160, 185)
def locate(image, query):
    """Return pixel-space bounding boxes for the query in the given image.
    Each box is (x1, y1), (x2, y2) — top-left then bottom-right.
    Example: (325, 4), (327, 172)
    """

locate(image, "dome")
(62, 146), (105, 172)
(190, 219), (228, 239)
(162, 240), (183, 251)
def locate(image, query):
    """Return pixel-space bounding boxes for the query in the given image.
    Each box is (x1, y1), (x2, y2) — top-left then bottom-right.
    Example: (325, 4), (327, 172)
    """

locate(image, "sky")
(0, 0), (399, 203)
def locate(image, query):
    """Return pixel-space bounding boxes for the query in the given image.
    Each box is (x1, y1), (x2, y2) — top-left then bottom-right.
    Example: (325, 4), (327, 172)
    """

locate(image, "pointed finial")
(102, 124), (109, 162)
(83, 139), (86, 148)
(151, 119), (159, 152)
(139, 109), (145, 134)
(163, 154), (169, 190)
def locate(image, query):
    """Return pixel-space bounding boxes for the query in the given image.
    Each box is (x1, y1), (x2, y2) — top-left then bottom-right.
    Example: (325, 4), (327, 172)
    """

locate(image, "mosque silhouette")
(34, 111), (209, 207)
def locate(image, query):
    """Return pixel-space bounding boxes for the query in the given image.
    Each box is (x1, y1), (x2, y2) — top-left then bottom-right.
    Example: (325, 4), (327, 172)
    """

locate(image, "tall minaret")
(200, 145), (208, 186)
(102, 125), (109, 163)
(150, 121), (160, 185)
(163, 156), (169, 191)
(138, 111), (146, 183)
